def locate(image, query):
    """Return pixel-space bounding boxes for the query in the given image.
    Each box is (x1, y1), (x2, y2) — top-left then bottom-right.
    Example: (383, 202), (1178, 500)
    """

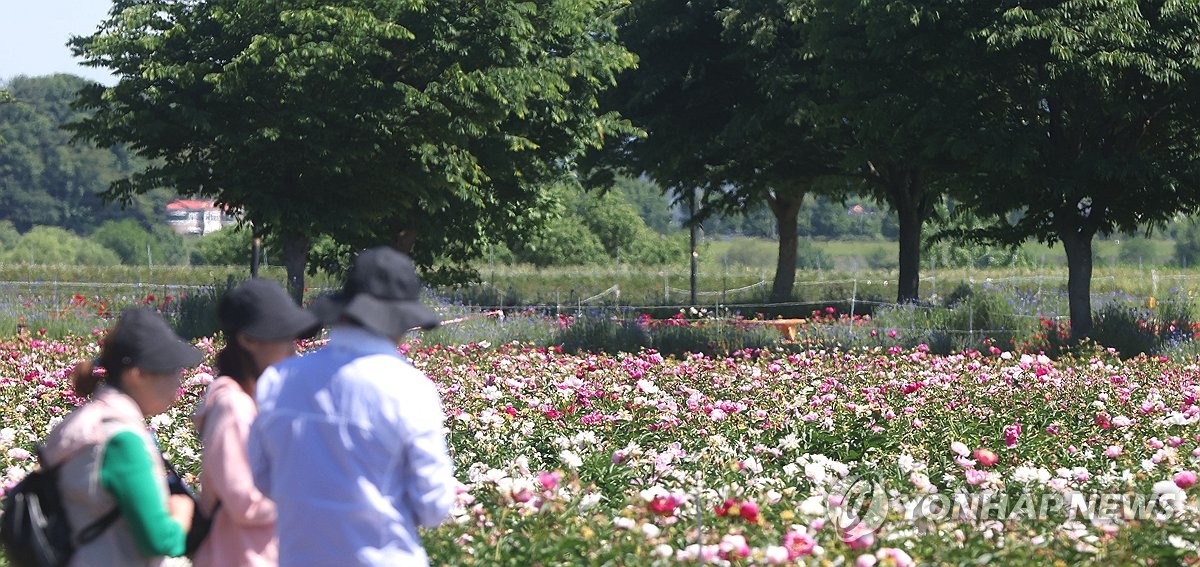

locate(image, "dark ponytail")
(70, 337), (132, 397)
(69, 359), (102, 397)
(216, 336), (257, 385)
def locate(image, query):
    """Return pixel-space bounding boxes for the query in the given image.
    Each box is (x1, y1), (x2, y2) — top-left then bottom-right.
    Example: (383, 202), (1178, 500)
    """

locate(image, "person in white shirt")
(247, 247), (455, 567)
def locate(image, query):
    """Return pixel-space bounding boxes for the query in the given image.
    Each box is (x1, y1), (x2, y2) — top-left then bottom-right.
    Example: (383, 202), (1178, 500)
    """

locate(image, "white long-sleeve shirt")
(248, 326), (455, 566)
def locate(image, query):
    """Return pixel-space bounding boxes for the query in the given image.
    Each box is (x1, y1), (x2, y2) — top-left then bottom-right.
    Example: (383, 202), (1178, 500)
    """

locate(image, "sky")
(0, 0), (117, 85)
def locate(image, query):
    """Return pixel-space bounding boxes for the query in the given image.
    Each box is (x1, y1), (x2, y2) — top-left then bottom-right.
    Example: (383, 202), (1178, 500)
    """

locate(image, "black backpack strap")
(32, 445), (121, 547)
(76, 507), (120, 544)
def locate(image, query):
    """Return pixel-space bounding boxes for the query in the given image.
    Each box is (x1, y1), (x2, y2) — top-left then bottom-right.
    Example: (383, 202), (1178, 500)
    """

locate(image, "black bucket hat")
(312, 246), (440, 337)
(219, 278), (321, 341)
(106, 307), (204, 374)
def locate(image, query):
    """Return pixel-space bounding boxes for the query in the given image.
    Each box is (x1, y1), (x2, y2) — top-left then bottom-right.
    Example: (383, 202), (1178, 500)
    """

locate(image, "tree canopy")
(69, 0), (637, 297)
(597, 0), (843, 302)
(952, 1), (1200, 338)
(0, 74), (170, 233)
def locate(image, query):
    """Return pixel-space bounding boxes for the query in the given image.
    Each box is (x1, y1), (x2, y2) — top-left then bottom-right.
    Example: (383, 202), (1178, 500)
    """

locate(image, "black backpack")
(1, 457), (119, 567)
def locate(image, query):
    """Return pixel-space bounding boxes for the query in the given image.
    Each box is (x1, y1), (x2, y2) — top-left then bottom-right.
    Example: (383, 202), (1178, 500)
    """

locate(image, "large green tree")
(957, 2), (1200, 339)
(69, 0), (636, 299)
(596, 0), (843, 303)
(718, 0), (999, 303)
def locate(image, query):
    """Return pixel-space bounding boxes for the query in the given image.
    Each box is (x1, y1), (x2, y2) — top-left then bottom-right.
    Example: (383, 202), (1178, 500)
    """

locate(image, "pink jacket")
(192, 376), (277, 567)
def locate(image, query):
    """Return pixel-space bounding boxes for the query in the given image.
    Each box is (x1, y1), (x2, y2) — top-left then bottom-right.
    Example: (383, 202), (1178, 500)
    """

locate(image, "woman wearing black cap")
(191, 278), (319, 567)
(39, 307), (204, 566)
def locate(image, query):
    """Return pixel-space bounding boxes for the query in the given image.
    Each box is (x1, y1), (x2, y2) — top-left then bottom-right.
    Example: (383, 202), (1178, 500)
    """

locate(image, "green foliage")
(91, 219), (187, 266)
(619, 229), (688, 266)
(0, 75), (170, 234)
(1174, 220), (1200, 267)
(612, 176), (675, 235)
(554, 314), (648, 355)
(579, 190), (646, 260)
(69, 0), (638, 290)
(173, 277), (245, 340)
(190, 226), (254, 267)
(717, 239), (776, 268)
(926, 240), (1034, 269)
(512, 217), (610, 268)
(0, 221), (19, 248)
(0, 226), (120, 266)
(1118, 237), (1158, 266)
(1090, 303), (1159, 359)
(795, 239), (832, 270)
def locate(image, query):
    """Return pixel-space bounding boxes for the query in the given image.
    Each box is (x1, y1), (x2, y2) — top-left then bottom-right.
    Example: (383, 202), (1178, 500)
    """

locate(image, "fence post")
(850, 276), (858, 321)
(1152, 269), (1159, 297)
(969, 302), (974, 345)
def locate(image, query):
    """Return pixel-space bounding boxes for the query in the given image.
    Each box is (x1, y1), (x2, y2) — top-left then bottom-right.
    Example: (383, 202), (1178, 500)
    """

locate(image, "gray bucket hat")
(312, 246), (440, 337)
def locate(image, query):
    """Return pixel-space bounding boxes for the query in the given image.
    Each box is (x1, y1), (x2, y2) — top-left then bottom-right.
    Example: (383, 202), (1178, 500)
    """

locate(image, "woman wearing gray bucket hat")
(249, 247), (455, 567)
(38, 307), (204, 566)
(192, 278), (319, 567)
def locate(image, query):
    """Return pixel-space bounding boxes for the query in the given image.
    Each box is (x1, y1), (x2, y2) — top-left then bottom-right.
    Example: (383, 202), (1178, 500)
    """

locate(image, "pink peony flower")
(649, 494), (680, 516)
(950, 441), (970, 457)
(1003, 423), (1021, 448)
(1105, 445), (1123, 458)
(783, 530), (816, 559)
(974, 448), (999, 467)
(965, 469), (989, 485)
(537, 471), (562, 491)
(876, 548), (915, 567)
(739, 500), (761, 523)
(842, 524), (875, 550)
(1175, 471), (1198, 489)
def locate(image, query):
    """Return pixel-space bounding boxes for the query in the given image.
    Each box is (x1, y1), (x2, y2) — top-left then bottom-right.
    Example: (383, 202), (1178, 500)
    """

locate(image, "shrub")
(1090, 303), (1158, 359)
(422, 310), (558, 348)
(172, 277), (237, 340)
(91, 219), (188, 266)
(512, 217), (610, 267)
(554, 313), (648, 355)
(1175, 221), (1200, 267)
(796, 239), (832, 270)
(718, 239), (776, 268)
(0, 226), (120, 266)
(191, 225), (254, 266)
(1118, 237), (1157, 266)
(621, 230), (688, 265)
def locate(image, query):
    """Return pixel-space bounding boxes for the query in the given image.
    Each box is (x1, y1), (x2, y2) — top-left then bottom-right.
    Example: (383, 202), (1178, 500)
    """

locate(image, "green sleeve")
(99, 430), (187, 557)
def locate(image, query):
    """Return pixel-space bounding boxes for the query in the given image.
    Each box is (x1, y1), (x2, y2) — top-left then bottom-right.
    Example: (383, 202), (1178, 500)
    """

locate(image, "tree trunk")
(871, 164), (929, 304)
(393, 229), (418, 256)
(281, 233), (310, 305)
(767, 190), (805, 303)
(895, 201), (923, 304)
(1060, 228), (1094, 340)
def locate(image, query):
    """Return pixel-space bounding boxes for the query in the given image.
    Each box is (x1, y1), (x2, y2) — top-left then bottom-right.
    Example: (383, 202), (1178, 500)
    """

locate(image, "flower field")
(4, 333), (1200, 565)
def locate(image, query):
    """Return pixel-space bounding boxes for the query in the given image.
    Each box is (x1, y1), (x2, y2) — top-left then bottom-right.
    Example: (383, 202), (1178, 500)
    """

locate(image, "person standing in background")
(192, 279), (320, 567)
(41, 307), (202, 566)
(249, 247), (456, 567)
